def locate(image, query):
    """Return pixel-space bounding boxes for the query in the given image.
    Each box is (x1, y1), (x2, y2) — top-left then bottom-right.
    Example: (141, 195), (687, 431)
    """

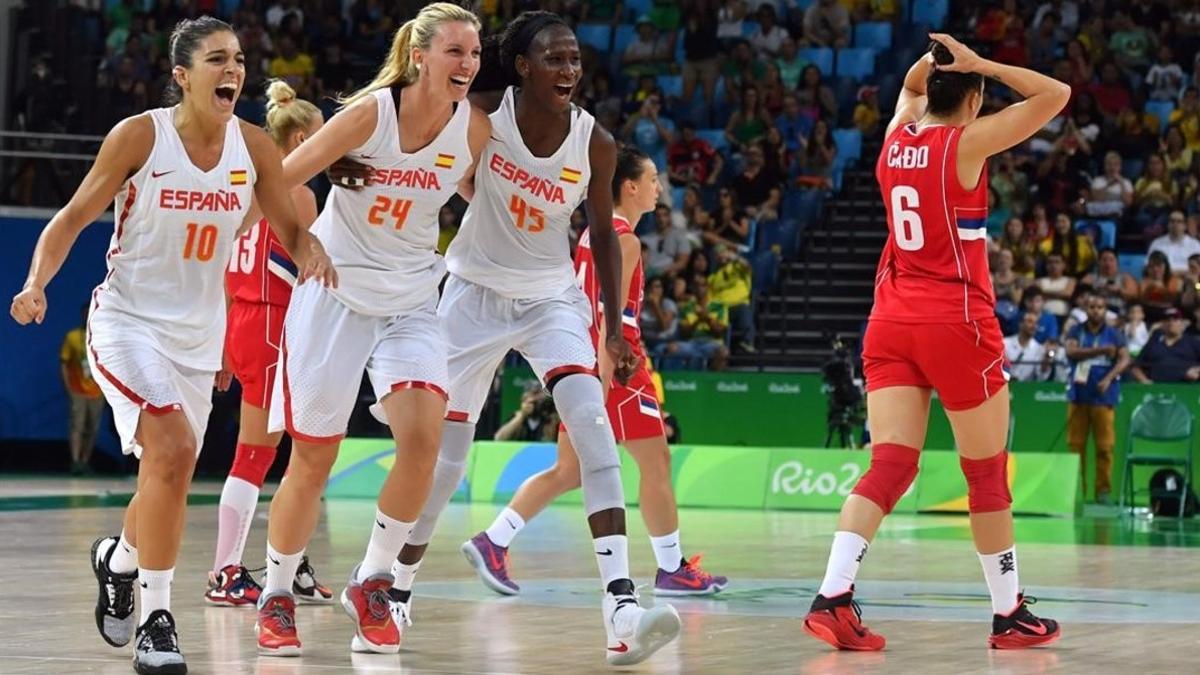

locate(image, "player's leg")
(940, 319), (1059, 649)
(520, 289), (680, 665)
(467, 428), (582, 595)
(344, 307), (448, 654)
(258, 286), (374, 656)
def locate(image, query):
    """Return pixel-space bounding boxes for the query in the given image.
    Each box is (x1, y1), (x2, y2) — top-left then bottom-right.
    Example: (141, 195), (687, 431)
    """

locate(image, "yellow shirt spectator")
(61, 327), (101, 398)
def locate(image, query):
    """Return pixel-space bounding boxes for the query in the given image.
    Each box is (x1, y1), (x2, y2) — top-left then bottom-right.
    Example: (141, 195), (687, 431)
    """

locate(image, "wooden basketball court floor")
(1, 477), (1198, 674)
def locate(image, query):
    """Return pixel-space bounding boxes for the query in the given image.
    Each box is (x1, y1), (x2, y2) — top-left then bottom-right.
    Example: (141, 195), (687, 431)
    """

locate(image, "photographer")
(822, 335), (863, 448)
(495, 386), (559, 442)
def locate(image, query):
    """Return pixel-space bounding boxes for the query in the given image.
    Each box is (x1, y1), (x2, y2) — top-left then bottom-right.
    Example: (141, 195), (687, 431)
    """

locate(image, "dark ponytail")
(612, 145), (651, 204)
(164, 16), (235, 104)
(925, 41), (984, 117)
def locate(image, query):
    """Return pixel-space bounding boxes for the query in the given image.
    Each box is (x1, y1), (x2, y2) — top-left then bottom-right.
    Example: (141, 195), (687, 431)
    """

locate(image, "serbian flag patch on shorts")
(229, 169), (248, 185)
(638, 395), (661, 418)
(435, 153), (455, 169)
(560, 166), (582, 184)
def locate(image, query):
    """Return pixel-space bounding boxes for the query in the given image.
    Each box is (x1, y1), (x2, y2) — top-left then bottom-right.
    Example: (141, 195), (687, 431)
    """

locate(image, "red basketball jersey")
(872, 123), (993, 323)
(225, 218), (296, 307)
(575, 216), (645, 357)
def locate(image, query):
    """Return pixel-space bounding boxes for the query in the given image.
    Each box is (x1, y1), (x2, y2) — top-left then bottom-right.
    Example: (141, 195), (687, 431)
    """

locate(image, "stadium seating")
(836, 48), (877, 82)
(854, 22), (893, 51)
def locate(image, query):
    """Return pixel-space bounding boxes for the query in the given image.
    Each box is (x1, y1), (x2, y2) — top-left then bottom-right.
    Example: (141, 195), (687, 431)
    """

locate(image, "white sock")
(214, 477), (260, 572)
(594, 534), (630, 590)
(979, 546), (1020, 615)
(485, 507), (526, 548)
(818, 531), (869, 597)
(103, 531), (138, 574)
(358, 509), (414, 582)
(390, 560), (421, 592)
(138, 567), (173, 625)
(649, 530), (683, 572)
(264, 542), (304, 596)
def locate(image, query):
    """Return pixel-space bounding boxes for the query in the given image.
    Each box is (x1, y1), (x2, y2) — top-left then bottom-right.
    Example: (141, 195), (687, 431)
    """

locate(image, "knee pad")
(960, 451), (1012, 513)
(553, 374), (623, 514)
(230, 443), (277, 488)
(852, 443), (920, 515)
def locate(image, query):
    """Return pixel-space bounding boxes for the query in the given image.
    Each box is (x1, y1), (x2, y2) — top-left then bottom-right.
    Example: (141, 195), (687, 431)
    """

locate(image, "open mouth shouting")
(214, 82), (238, 110)
(552, 83), (574, 102)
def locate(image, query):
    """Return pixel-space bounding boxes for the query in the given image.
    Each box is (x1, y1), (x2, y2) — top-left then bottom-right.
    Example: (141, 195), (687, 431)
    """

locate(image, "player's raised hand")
(326, 155), (372, 191)
(606, 334), (641, 386)
(10, 285), (47, 325)
(296, 232), (338, 288)
(929, 33), (983, 73)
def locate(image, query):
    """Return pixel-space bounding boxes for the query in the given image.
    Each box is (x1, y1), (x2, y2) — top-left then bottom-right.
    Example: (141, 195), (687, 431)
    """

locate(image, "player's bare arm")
(279, 98), (376, 188)
(456, 106), (493, 202)
(11, 114), (153, 325)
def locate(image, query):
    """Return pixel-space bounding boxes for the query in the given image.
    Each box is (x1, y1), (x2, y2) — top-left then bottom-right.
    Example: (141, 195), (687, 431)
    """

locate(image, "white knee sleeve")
(552, 374), (624, 515)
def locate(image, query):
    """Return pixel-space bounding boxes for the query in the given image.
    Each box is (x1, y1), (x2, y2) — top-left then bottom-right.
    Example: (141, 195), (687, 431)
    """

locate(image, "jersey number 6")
(890, 185), (924, 251)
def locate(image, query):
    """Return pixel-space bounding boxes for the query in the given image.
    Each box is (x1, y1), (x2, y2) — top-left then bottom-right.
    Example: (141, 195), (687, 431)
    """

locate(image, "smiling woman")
(8, 13), (336, 675)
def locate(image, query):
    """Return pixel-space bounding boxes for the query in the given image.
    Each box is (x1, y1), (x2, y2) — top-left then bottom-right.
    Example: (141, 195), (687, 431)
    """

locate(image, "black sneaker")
(988, 594), (1061, 649)
(292, 555), (333, 603)
(90, 536), (137, 647)
(133, 609), (187, 674)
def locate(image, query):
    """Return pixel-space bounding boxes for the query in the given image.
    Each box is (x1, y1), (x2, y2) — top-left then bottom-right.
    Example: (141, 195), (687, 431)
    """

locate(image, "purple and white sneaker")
(654, 555), (728, 596)
(460, 532), (519, 596)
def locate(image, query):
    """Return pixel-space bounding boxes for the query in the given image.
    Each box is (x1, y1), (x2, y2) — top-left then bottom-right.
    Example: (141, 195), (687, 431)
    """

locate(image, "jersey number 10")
(183, 222), (218, 262)
(890, 185), (924, 251)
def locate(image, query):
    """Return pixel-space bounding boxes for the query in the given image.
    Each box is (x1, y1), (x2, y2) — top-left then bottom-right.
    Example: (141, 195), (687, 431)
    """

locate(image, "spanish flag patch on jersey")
(560, 166), (582, 184)
(435, 153), (455, 169)
(229, 169), (248, 186)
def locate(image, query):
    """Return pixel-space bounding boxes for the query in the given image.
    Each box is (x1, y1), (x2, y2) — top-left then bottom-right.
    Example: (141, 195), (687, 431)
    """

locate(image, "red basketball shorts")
(225, 301), (286, 409)
(862, 317), (1010, 411)
(605, 365), (666, 442)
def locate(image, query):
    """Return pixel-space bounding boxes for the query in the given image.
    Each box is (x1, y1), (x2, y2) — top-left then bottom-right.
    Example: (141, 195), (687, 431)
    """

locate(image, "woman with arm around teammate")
(9, 17), (334, 675)
(802, 35), (1071, 652)
(204, 80), (335, 609)
(250, 3), (491, 657)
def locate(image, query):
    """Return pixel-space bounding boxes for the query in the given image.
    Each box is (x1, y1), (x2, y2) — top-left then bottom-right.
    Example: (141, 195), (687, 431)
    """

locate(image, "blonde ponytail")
(264, 79), (321, 148)
(338, 2), (480, 108)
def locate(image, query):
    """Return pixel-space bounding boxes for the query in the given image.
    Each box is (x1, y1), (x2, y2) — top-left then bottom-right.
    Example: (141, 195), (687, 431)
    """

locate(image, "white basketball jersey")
(312, 88), (472, 316)
(92, 107), (254, 370)
(446, 86), (595, 300)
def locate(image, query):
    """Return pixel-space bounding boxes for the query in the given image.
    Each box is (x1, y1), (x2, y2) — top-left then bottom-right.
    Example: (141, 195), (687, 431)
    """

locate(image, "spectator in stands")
(717, 0), (749, 45)
(776, 36), (806, 90)
(1134, 154), (1180, 236)
(797, 118), (837, 189)
(622, 93), (675, 170)
(1132, 306), (1200, 382)
(438, 204), (459, 255)
(1084, 151), (1134, 219)
(708, 245), (755, 353)
(1084, 248), (1139, 315)
(101, 56), (149, 129)
(1130, 0), (1172, 34)
(667, 123), (724, 187)
(862, 0), (900, 22)
(268, 35), (315, 99)
(1169, 87), (1200, 151)
(679, 274), (731, 370)
(853, 85), (881, 139)
(1113, 95), (1162, 160)
(1124, 303), (1151, 356)
(750, 4), (786, 59)
(1139, 250), (1182, 322)
(1088, 61), (1133, 122)
(1077, 14), (1108, 64)
(622, 15), (671, 77)
(61, 304), (104, 475)
(1064, 39), (1094, 89)
(732, 143), (782, 219)
(1035, 0), (1080, 39)
(1163, 126), (1195, 181)
(495, 385), (559, 442)
(993, 248), (1027, 333)
(760, 62), (787, 117)
(1028, 11), (1060, 69)
(350, 0), (396, 57)
(974, 0), (1015, 43)
(681, 0), (721, 114)
(265, 0), (303, 31)
(1038, 253), (1077, 325)
(1022, 287), (1063, 343)
(705, 192), (752, 250)
(721, 40), (765, 103)
(1108, 9), (1155, 74)
(1149, 210), (1200, 273)
(315, 42), (353, 100)
(992, 14), (1029, 68)
(641, 276), (683, 354)
(1005, 312), (1052, 381)
(777, 93), (814, 155)
(803, 0), (850, 48)
(1147, 44), (1186, 102)
(1180, 253), (1200, 312)
(762, 126), (790, 183)
(1064, 293), (1131, 504)
(991, 152), (1030, 221)
(796, 64), (838, 123)
(579, 0), (624, 24)
(725, 84), (772, 154)
(1000, 216), (1038, 278)
(644, 204), (693, 278)
(1062, 282), (1118, 335)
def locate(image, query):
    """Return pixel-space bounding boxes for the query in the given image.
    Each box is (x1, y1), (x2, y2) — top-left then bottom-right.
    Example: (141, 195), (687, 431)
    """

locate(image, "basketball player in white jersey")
(9, 17), (334, 675)
(204, 80), (333, 609)
(381, 12), (681, 666)
(252, 3), (490, 656)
